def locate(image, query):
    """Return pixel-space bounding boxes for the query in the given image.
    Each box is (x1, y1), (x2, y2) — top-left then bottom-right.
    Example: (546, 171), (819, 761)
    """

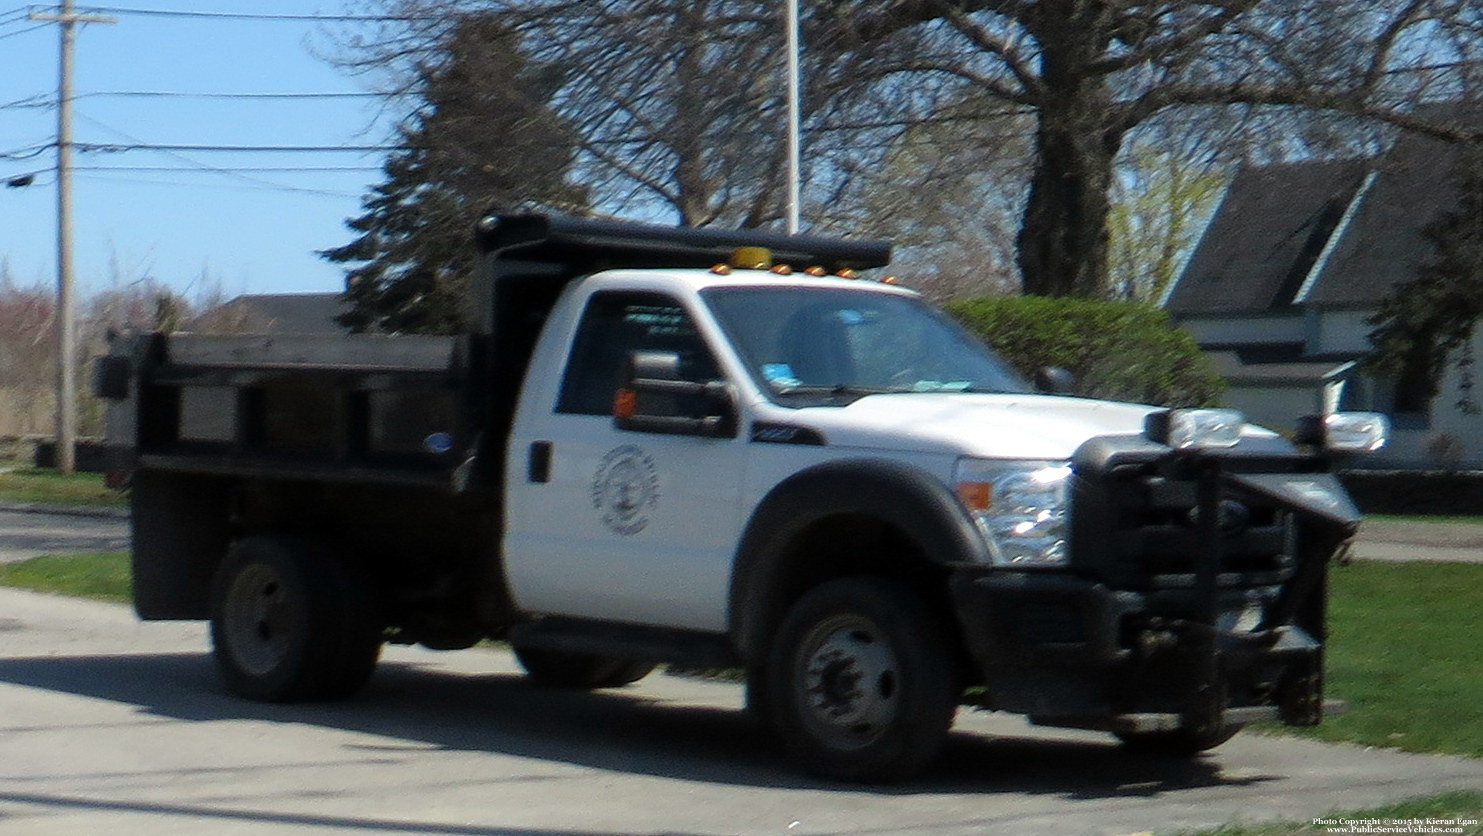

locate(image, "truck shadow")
(0, 651), (1278, 797)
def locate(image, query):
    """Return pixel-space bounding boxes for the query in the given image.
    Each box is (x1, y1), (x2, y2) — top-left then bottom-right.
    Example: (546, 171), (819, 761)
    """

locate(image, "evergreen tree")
(326, 13), (587, 334)
(1367, 147), (1483, 410)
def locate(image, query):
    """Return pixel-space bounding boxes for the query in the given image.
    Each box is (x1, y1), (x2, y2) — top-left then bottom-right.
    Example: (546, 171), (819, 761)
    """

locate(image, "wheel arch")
(728, 457), (986, 662)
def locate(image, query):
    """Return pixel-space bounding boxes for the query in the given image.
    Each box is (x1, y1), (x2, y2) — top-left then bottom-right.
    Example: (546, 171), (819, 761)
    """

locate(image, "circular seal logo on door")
(591, 445), (660, 535)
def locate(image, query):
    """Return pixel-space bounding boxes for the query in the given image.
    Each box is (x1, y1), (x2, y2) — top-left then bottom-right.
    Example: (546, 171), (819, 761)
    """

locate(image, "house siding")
(1166, 117), (1483, 470)
(1181, 314), (1306, 346)
(1310, 309), (1375, 355)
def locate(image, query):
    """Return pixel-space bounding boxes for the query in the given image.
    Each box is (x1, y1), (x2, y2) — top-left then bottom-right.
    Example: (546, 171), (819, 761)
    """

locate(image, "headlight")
(953, 459), (1072, 567)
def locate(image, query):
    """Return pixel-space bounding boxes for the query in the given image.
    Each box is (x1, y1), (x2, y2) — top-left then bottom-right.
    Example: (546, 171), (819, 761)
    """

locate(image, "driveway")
(0, 587), (1480, 836)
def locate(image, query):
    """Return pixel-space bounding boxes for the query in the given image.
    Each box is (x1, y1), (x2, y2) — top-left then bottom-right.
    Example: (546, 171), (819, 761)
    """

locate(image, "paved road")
(0, 586), (1480, 836)
(0, 505), (130, 564)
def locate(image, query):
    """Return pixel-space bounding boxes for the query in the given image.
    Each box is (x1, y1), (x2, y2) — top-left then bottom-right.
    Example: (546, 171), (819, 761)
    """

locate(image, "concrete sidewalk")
(1351, 519), (1483, 563)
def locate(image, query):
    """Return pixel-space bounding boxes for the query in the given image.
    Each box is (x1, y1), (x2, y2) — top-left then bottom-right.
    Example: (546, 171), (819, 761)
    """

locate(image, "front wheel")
(764, 577), (958, 782)
(210, 536), (382, 702)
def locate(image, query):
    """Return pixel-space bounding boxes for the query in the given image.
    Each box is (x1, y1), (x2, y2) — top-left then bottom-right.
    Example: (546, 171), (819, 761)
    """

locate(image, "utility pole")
(29, 2), (115, 474)
(784, 0), (801, 235)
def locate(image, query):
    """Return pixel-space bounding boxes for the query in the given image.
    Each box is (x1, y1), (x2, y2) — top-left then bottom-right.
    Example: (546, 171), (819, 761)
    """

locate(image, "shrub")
(944, 295), (1224, 407)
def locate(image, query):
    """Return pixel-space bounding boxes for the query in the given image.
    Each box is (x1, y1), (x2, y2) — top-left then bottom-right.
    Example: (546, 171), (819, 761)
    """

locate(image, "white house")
(1163, 123), (1483, 469)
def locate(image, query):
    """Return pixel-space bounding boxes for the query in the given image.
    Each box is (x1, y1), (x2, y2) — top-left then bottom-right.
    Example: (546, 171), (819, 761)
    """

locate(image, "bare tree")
(0, 270), (57, 438)
(347, 1), (1482, 299)
(350, 1), (923, 230)
(837, 97), (1035, 300)
(1107, 121), (1229, 303)
(818, 0), (1483, 296)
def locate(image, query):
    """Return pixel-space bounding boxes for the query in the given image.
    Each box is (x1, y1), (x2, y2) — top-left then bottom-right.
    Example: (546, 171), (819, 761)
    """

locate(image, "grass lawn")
(0, 467), (126, 507)
(0, 551), (131, 603)
(1282, 560), (1483, 759)
(1366, 514), (1483, 525)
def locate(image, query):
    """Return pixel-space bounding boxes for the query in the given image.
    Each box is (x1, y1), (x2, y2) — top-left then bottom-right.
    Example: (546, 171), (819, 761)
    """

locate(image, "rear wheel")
(210, 536), (382, 702)
(765, 577), (957, 782)
(512, 646), (655, 689)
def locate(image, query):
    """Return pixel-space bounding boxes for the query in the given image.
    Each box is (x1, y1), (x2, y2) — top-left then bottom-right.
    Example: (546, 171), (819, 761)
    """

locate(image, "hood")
(791, 393), (1161, 459)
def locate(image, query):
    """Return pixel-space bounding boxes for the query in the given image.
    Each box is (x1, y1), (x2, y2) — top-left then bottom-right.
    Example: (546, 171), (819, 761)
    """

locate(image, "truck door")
(504, 289), (746, 632)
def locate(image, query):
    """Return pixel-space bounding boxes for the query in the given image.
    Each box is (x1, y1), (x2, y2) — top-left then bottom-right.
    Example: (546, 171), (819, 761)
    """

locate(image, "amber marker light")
(730, 246), (773, 269)
(805, 266), (828, 276)
(956, 481), (992, 512)
(614, 388), (638, 419)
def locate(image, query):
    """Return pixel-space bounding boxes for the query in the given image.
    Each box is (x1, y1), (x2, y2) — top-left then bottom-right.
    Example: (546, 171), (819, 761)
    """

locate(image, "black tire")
(512, 646), (656, 689)
(764, 577), (958, 782)
(1116, 723), (1242, 756)
(210, 536), (382, 702)
(744, 663), (772, 725)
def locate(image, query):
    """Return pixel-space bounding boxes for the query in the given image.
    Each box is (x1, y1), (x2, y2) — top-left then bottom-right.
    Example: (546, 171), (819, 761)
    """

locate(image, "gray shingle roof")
(1301, 132), (1466, 307)
(1169, 104), (1481, 316)
(1165, 159), (1370, 315)
(212, 293), (349, 334)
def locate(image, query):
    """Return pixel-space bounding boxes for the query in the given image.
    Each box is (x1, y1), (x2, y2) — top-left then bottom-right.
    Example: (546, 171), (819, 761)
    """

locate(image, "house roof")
(1167, 104), (1480, 317)
(1302, 132), (1466, 307)
(1165, 159), (1370, 315)
(210, 293), (349, 334)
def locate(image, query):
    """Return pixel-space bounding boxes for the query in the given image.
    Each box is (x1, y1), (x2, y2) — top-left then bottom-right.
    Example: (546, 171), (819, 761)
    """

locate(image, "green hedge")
(945, 295), (1224, 407)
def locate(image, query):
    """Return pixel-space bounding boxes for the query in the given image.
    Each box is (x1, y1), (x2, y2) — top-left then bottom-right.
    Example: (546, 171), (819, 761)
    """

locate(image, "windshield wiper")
(773, 384), (900, 398)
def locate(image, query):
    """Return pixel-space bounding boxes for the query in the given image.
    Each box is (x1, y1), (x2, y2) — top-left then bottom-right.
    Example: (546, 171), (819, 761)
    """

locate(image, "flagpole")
(785, 0), (801, 235)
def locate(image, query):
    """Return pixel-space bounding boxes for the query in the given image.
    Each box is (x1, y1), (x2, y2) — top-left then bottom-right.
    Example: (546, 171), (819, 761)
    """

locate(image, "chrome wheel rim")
(794, 613), (900, 751)
(222, 563), (298, 675)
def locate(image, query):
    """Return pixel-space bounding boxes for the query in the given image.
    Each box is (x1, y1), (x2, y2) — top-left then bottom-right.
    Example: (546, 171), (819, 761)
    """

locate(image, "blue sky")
(0, 2), (398, 299)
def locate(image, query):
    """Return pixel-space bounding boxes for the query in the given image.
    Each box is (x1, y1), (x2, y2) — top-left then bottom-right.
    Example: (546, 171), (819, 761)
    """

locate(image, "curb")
(0, 499), (130, 520)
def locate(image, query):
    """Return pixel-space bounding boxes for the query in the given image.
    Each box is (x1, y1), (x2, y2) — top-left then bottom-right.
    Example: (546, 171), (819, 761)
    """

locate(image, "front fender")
(727, 458), (986, 660)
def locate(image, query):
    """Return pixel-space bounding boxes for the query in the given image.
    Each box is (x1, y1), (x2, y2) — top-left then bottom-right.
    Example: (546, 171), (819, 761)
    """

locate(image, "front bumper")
(949, 567), (1328, 732)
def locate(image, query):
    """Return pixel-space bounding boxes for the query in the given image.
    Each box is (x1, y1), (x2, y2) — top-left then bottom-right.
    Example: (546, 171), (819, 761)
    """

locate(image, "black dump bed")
(99, 212), (890, 492)
(101, 330), (472, 489)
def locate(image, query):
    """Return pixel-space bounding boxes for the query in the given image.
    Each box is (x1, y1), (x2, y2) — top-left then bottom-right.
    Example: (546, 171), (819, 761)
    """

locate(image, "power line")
(0, 20), (46, 39)
(71, 111), (381, 197)
(2, 90), (382, 110)
(0, 144), (52, 160)
(10, 164), (381, 174)
(81, 90), (380, 99)
(66, 6), (436, 22)
(73, 170), (363, 197)
(0, 6), (35, 25)
(76, 143), (405, 153)
(75, 164), (381, 172)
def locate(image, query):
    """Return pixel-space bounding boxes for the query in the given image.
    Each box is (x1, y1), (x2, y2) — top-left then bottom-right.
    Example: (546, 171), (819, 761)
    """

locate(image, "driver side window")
(556, 291), (720, 416)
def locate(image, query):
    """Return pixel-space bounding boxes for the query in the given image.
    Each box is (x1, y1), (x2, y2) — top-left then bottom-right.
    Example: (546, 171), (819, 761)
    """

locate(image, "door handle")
(528, 441), (553, 483)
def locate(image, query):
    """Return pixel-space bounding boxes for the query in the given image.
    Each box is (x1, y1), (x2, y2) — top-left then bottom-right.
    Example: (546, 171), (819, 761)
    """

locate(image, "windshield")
(701, 285), (1030, 405)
